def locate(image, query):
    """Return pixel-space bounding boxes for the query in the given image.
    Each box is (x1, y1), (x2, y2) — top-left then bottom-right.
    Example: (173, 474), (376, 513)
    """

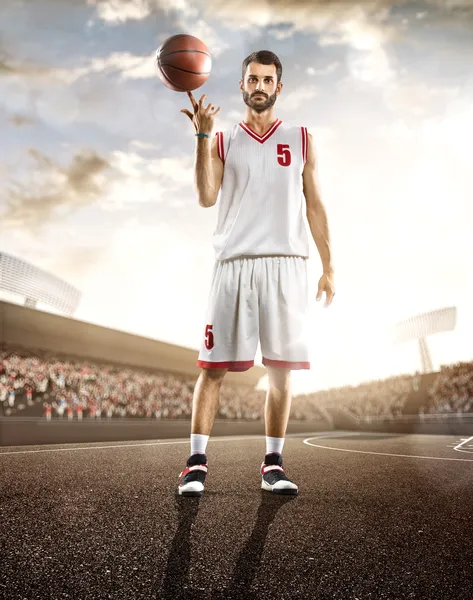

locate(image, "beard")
(242, 90), (277, 114)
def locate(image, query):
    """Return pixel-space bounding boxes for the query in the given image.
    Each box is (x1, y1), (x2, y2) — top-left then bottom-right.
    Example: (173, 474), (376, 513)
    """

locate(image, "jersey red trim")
(301, 127), (308, 164)
(262, 357), (310, 370)
(239, 119), (282, 144)
(197, 359), (254, 372)
(215, 131), (225, 161)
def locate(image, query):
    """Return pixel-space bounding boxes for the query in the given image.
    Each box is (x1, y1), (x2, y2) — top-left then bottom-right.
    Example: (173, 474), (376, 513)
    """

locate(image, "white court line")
(453, 436), (473, 455)
(0, 431), (332, 457)
(303, 433), (473, 463)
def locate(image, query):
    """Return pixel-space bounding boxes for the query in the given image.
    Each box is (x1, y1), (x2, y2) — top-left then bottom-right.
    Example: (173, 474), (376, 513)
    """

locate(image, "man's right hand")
(181, 91), (221, 135)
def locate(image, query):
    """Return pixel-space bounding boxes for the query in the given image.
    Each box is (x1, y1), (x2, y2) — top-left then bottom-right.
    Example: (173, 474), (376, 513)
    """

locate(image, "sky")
(1, 0), (473, 394)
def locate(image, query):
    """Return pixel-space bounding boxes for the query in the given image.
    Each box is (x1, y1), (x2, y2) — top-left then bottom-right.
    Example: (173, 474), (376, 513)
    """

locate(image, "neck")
(243, 109), (278, 131)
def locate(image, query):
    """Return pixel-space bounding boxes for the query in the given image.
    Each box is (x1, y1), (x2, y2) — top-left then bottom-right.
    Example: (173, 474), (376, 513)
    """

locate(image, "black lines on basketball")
(159, 64), (211, 76)
(158, 68), (189, 91)
(159, 49), (212, 60)
(158, 34), (189, 55)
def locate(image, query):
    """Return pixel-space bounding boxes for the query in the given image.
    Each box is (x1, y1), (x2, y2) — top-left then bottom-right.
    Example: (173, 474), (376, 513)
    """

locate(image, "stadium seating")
(0, 346), (325, 421)
(2, 345), (472, 420)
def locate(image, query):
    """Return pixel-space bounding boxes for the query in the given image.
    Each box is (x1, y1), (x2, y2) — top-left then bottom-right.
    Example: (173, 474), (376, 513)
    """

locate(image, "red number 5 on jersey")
(205, 324), (214, 350)
(277, 144), (291, 167)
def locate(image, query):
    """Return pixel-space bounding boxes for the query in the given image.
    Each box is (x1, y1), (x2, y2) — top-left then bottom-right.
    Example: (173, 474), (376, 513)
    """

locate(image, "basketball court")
(1, 431), (472, 599)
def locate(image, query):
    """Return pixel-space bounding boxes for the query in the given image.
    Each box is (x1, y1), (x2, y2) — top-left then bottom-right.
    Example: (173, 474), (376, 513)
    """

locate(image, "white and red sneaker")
(261, 452), (298, 495)
(178, 453), (208, 497)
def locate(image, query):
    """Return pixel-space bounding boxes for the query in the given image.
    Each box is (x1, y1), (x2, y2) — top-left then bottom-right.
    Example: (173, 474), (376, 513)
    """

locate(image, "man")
(178, 50), (334, 497)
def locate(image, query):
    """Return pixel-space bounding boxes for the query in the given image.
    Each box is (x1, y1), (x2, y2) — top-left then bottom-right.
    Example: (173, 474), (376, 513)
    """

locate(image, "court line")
(453, 436), (473, 455)
(303, 434), (473, 463)
(0, 431), (332, 457)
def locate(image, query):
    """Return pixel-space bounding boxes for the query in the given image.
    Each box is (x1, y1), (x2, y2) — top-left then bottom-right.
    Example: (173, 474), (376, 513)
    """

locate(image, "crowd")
(422, 361), (473, 415)
(301, 375), (412, 419)
(0, 346), (325, 422)
(2, 345), (472, 421)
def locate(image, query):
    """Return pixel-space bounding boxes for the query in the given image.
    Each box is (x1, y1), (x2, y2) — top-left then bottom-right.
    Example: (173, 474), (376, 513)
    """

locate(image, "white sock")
(191, 433), (209, 456)
(266, 436), (285, 455)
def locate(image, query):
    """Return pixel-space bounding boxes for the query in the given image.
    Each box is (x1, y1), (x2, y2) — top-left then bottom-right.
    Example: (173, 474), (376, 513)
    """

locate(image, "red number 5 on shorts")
(205, 324), (214, 350)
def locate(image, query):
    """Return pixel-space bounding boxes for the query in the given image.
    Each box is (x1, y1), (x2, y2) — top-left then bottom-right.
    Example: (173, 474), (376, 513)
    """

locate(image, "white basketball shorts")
(197, 256), (310, 372)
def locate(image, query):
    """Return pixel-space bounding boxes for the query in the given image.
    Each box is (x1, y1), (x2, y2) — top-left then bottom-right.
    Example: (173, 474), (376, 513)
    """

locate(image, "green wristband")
(195, 132), (211, 138)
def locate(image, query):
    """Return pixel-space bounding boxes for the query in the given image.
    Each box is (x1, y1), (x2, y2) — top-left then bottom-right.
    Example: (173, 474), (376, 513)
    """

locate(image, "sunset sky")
(1, 0), (472, 394)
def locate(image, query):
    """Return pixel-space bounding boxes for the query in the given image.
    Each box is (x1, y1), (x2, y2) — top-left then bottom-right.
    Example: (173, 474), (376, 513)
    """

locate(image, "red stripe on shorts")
(262, 358), (311, 370)
(197, 360), (254, 372)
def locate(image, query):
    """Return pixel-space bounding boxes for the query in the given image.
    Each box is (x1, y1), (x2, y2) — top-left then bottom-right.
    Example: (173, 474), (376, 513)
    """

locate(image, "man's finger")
(199, 94), (207, 107)
(325, 290), (335, 307)
(180, 109), (193, 120)
(187, 91), (198, 109)
(211, 106), (221, 115)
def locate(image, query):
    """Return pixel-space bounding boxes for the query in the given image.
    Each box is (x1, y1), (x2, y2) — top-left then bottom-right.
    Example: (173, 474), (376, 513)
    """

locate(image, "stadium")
(1, 250), (472, 600)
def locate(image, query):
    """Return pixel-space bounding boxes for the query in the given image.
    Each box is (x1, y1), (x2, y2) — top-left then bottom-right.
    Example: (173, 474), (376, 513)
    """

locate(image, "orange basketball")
(156, 34), (212, 92)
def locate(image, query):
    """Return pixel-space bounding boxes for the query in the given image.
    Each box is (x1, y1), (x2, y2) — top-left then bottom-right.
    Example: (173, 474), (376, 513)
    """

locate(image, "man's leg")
(265, 366), (292, 442)
(191, 367), (228, 439)
(261, 364), (298, 494)
(177, 367), (227, 497)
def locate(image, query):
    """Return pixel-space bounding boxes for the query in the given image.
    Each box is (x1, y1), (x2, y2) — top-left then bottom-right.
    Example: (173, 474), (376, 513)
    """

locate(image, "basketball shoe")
(261, 452), (298, 495)
(177, 453), (208, 497)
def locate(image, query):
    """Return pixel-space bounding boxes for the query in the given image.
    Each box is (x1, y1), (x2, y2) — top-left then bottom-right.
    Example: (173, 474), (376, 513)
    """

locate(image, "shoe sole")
(261, 481), (298, 495)
(178, 489), (203, 497)
(178, 481), (205, 497)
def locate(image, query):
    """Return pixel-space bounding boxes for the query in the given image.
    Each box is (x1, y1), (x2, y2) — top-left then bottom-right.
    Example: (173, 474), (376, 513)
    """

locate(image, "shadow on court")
(156, 492), (296, 600)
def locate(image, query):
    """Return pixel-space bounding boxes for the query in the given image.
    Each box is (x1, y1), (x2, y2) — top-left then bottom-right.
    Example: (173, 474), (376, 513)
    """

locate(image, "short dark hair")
(241, 50), (282, 84)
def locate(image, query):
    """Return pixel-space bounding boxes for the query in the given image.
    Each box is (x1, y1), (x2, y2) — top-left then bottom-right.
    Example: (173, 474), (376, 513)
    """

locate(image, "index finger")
(187, 91), (198, 109)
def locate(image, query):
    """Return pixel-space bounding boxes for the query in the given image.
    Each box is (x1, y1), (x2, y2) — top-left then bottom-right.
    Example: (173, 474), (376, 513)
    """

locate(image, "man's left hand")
(316, 272), (335, 307)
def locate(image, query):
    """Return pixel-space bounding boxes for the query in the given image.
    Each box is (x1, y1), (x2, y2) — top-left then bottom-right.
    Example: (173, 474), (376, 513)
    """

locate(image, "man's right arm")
(194, 135), (224, 208)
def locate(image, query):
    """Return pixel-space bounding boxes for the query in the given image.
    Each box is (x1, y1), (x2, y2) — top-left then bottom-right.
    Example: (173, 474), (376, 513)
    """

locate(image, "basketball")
(155, 34), (212, 92)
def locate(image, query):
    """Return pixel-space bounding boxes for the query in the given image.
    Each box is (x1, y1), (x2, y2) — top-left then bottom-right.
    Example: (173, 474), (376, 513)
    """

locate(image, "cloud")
(0, 59), (15, 75)
(102, 151), (194, 209)
(1, 149), (116, 230)
(40, 245), (106, 281)
(0, 52), (157, 85)
(88, 0), (197, 23)
(382, 79), (460, 116)
(52, 52), (157, 82)
(306, 62), (340, 76)
(0, 146), (196, 234)
(87, 0), (154, 23)
(86, 0), (398, 48)
(345, 46), (395, 84)
(277, 84), (318, 112)
(0, 44), (178, 135)
(174, 19), (232, 58)
(8, 115), (36, 126)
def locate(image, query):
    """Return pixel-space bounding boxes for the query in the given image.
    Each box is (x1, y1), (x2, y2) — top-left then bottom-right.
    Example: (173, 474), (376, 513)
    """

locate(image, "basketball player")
(178, 50), (334, 497)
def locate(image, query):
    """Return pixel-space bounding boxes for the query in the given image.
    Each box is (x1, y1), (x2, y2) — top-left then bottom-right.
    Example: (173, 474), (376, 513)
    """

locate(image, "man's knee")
(201, 367), (228, 383)
(266, 366), (291, 391)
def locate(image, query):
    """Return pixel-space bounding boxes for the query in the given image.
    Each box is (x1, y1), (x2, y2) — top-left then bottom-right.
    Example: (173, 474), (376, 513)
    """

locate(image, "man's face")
(240, 62), (282, 114)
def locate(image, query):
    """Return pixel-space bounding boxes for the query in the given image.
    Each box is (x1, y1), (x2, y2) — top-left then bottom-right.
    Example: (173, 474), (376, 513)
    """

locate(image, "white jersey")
(212, 119), (310, 261)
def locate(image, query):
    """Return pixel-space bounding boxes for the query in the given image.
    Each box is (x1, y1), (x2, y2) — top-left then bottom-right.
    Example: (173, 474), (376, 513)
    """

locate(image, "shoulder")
(279, 121), (309, 133)
(215, 123), (240, 137)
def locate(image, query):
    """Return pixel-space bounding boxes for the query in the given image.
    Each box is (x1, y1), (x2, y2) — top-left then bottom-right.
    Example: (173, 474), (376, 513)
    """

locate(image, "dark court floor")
(1, 431), (473, 599)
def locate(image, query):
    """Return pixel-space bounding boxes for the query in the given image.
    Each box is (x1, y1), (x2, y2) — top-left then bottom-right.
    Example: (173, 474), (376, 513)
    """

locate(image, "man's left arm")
(302, 132), (335, 306)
